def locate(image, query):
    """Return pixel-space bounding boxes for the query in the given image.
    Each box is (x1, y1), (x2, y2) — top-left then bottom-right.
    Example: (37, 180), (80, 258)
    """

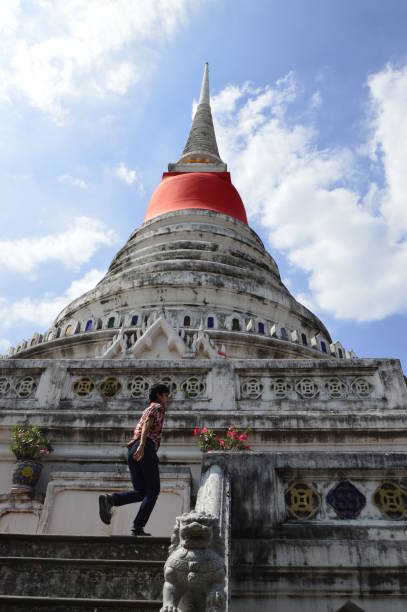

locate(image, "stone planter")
(11, 460), (43, 494)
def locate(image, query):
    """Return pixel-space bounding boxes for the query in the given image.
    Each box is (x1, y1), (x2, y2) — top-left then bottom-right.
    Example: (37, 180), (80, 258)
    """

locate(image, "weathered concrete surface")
(0, 557), (164, 599)
(0, 357), (406, 539)
(203, 452), (407, 536)
(201, 452), (407, 611)
(0, 533), (170, 560)
(0, 596), (161, 611)
(0, 534), (168, 610)
(230, 595), (407, 612)
(6, 208), (339, 361)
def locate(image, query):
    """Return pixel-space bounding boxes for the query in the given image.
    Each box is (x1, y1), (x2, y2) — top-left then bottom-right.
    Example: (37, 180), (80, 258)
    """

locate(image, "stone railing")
(200, 453), (407, 611)
(1, 357), (405, 413)
(161, 461), (230, 612)
(3, 308), (342, 362)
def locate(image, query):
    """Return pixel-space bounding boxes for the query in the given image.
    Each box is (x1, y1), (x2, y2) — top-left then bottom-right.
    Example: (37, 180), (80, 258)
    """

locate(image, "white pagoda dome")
(9, 64), (348, 363)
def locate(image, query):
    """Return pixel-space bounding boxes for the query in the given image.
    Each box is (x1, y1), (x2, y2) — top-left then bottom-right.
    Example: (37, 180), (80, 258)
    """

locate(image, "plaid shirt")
(127, 401), (166, 451)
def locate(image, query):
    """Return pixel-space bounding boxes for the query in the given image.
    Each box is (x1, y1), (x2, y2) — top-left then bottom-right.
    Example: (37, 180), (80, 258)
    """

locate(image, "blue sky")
(1, 0), (406, 371)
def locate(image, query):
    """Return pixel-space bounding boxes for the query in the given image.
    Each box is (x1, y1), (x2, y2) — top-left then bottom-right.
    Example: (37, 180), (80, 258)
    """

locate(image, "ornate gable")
(97, 316), (222, 360)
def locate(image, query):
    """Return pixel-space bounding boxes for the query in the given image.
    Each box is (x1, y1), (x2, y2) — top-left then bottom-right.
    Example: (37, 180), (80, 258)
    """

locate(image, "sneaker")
(99, 494), (113, 525)
(131, 527), (151, 536)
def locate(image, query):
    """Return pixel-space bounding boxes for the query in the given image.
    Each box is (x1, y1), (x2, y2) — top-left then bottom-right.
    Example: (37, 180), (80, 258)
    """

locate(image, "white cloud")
(310, 90), (322, 109)
(368, 64), (407, 238)
(0, 216), (117, 274)
(0, 0), (195, 122)
(0, 268), (105, 334)
(115, 162), (144, 192)
(211, 65), (407, 322)
(0, 1), (20, 36)
(58, 173), (87, 189)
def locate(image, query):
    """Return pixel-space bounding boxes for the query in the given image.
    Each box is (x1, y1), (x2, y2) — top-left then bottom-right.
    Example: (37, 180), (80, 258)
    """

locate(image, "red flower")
(219, 439), (225, 447)
(244, 444), (250, 450)
(194, 427), (201, 437)
(233, 434), (239, 441)
(202, 427), (208, 434)
(239, 433), (248, 441)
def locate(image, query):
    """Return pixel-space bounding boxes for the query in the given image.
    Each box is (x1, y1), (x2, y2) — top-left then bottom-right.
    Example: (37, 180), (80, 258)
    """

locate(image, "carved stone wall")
(203, 452), (407, 612)
(0, 356), (406, 541)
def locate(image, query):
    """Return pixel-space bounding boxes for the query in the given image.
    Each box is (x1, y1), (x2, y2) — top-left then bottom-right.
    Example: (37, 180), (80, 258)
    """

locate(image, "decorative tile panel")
(239, 373), (376, 402)
(285, 482), (321, 520)
(241, 378), (264, 399)
(99, 377), (122, 398)
(68, 372), (208, 402)
(0, 376), (11, 396)
(72, 377), (95, 397)
(351, 378), (373, 398)
(326, 481), (366, 519)
(14, 376), (38, 398)
(127, 376), (150, 398)
(181, 376), (206, 398)
(325, 377), (349, 399)
(373, 482), (407, 520)
(295, 378), (319, 399)
(270, 378), (292, 399)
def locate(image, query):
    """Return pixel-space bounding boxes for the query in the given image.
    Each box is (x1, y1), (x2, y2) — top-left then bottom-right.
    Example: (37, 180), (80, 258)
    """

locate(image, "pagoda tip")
(170, 61), (226, 170)
(199, 62), (210, 105)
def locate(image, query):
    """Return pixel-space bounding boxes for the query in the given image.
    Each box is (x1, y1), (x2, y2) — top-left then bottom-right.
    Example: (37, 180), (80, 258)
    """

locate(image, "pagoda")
(1, 64), (407, 612)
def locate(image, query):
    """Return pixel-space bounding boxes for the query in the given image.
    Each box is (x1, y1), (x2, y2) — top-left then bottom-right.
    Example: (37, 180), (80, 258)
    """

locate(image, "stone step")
(0, 595), (161, 611)
(0, 534), (170, 561)
(0, 557), (164, 600)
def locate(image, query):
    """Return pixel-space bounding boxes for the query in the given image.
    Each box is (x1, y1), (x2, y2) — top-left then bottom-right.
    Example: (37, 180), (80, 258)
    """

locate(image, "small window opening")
(207, 316), (214, 329)
(107, 317), (115, 329)
(258, 322), (265, 334)
(30, 338), (36, 346)
(85, 320), (93, 332)
(96, 319), (103, 330)
(232, 318), (240, 331)
(301, 333), (307, 346)
(338, 348), (344, 359)
(131, 314), (138, 326)
(65, 324), (72, 336)
(280, 327), (288, 340)
(183, 315), (191, 327)
(321, 341), (327, 353)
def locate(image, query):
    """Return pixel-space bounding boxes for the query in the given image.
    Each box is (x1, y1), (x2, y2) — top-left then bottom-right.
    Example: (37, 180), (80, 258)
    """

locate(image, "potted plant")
(10, 423), (53, 494)
(194, 424), (251, 453)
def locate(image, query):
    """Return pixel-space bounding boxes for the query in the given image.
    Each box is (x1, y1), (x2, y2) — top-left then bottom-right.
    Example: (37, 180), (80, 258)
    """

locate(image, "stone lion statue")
(160, 510), (226, 612)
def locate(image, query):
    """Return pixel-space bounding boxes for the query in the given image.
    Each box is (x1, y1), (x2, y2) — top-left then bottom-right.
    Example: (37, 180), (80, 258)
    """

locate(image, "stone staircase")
(0, 533), (169, 611)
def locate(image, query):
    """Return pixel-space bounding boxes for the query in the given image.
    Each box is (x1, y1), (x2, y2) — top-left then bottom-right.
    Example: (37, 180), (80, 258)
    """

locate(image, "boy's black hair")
(149, 384), (170, 402)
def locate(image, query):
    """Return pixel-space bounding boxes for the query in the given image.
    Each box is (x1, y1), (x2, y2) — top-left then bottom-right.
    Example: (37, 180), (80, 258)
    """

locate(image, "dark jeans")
(111, 438), (160, 530)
